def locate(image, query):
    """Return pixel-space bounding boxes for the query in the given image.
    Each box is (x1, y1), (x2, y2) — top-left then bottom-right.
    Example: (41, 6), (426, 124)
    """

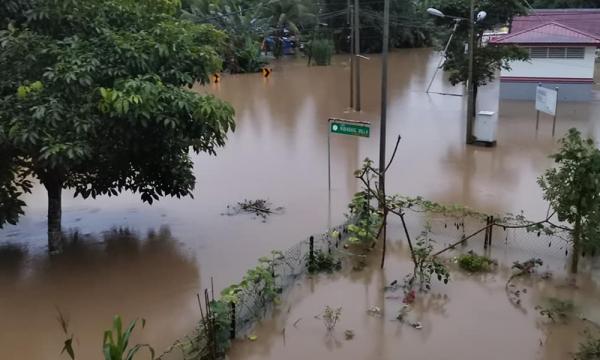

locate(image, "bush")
(310, 39), (334, 66)
(307, 249), (341, 273)
(457, 251), (496, 273)
(229, 38), (267, 74)
(574, 331), (600, 360)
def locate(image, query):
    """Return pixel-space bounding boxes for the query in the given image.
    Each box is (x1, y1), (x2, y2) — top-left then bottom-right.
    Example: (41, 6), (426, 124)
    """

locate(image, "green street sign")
(330, 122), (370, 138)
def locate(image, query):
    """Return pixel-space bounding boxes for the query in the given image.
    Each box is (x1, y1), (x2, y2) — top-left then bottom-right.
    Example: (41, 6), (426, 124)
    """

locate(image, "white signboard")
(535, 86), (558, 116)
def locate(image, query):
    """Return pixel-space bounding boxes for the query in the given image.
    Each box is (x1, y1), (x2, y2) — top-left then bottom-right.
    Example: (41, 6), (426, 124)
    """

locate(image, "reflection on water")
(1, 48), (599, 359)
(0, 227), (200, 360)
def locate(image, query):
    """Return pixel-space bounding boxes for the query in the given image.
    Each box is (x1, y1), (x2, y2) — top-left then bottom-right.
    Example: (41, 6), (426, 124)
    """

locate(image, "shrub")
(310, 39), (334, 66)
(538, 297), (575, 323)
(574, 331), (600, 360)
(457, 251), (496, 273)
(307, 249), (342, 273)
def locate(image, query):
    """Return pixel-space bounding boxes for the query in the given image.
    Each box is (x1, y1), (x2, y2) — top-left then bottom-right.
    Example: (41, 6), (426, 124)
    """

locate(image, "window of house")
(528, 47), (585, 59)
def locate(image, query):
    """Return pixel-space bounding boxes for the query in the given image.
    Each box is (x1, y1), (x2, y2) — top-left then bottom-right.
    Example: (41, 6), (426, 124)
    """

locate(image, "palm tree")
(261, 0), (317, 34)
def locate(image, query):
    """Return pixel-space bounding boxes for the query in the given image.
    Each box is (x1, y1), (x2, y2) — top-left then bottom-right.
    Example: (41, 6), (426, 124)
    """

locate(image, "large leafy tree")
(0, 0), (235, 252)
(539, 129), (600, 274)
(427, 0), (529, 115)
(260, 0), (316, 34)
(181, 0), (270, 73)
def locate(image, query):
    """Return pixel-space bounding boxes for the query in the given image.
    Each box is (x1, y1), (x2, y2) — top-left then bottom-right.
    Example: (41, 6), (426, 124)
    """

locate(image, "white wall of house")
(501, 46), (596, 79)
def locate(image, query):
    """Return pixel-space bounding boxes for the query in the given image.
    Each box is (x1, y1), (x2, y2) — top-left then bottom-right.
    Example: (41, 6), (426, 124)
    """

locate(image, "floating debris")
(367, 306), (382, 317)
(222, 199), (284, 221)
(344, 329), (355, 340)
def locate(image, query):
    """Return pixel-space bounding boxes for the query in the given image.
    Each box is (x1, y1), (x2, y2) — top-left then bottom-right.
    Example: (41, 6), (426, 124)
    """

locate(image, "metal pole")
(426, 20), (460, 94)
(379, 0), (389, 196)
(349, 3), (354, 109)
(354, 0), (361, 111)
(466, 0), (475, 144)
(536, 111), (540, 131)
(327, 119), (332, 232)
(552, 86), (559, 137)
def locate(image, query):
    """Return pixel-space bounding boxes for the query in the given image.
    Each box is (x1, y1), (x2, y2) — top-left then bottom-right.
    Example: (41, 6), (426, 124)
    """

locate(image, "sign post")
(535, 84), (559, 136)
(327, 118), (371, 233)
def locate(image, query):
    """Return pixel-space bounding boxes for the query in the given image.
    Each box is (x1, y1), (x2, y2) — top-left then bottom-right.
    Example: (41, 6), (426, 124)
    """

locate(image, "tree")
(260, 0), (316, 34)
(538, 129), (600, 273)
(181, 0), (270, 73)
(0, 0), (235, 252)
(427, 0), (529, 116)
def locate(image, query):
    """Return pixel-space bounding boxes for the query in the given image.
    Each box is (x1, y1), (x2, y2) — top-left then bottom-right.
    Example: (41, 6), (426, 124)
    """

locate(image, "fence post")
(230, 302), (236, 340)
(309, 236), (315, 268)
(489, 216), (494, 247)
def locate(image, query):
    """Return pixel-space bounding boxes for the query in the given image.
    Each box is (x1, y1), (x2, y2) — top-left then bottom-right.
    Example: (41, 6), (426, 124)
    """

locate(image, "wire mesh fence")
(232, 223), (348, 337)
(165, 207), (587, 360)
(418, 211), (576, 273)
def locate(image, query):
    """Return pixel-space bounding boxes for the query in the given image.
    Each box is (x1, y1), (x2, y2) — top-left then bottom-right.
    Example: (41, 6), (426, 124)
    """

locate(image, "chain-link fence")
(418, 211), (576, 273)
(164, 207), (585, 360)
(232, 223), (348, 337)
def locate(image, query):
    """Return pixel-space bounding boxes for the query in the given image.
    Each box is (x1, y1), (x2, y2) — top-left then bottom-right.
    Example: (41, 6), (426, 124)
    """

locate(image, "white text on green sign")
(330, 122), (370, 138)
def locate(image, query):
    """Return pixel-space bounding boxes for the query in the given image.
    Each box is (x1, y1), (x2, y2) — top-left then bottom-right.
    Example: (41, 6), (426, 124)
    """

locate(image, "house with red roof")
(490, 9), (600, 101)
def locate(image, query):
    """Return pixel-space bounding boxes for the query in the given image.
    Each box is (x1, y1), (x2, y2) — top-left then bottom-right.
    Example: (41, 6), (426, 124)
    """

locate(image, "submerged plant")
(457, 251), (496, 273)
(406, 228), (450, 292)
(307, 249), (341, 273)
(574, 330), (600, 360)
(102, 316), (154, 360)
(322, 306), (342, 332)
(537, 297), (575, 323)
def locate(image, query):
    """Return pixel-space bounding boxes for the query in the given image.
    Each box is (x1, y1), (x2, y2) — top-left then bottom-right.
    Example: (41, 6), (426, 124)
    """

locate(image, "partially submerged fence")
(159, 223), (349, 360)
(161, 202), (582, 360)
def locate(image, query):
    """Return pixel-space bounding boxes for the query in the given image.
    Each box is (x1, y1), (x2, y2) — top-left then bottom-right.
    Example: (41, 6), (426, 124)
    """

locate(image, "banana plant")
(102, 316), (154, 360)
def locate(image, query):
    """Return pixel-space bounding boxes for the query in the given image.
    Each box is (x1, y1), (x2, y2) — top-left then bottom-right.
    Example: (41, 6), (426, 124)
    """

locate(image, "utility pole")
(349, 1), (354, 109)
(379, 0), (389, 269)
(466, 0), (475, 144)
(354, 0), (361, 111)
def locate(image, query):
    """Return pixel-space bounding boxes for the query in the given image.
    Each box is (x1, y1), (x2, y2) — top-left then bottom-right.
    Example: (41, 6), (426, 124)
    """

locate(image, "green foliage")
(220, 250), (283, 305)
(181, 0), (268, 73)
(307, 249), (341, 273)
(260, 0), (316, 34)
(412, 228), (450, 291)
(234, 38), (268, 73)
(347, 160), (382, 246)
(208, 300), (232, 355)
(322, 306), (342, 332)
(574, 330), (600, 360)
(57, 314), (153, 360)
(538, 129), (600, 271)
(427, 0), (529, 87)
(359, 0), (433, 52)
(309, 39), (334, 66)
(537, 297), (575, 323)
(102, 316), (154, 360)
(0, 0), (235, 242)
(457, 251), (496, 273)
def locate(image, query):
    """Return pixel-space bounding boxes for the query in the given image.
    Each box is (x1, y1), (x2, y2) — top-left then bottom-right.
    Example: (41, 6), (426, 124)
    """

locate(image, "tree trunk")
(44, 176), (63, 253)
(571, 215), (581, 274)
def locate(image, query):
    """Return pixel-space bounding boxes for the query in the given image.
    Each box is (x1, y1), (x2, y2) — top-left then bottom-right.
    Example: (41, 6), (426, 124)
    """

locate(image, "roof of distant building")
(490, 21), (600, 46)
(511, 9), (600, 36)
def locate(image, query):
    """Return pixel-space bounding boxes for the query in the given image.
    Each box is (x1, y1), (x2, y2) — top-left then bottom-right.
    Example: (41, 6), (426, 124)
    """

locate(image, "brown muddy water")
(1, 48), (600, 359)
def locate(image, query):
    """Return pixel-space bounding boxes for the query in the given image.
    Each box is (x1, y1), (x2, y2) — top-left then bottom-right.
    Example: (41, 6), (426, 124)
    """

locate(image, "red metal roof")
(490, 21), (600, 45)
(511, 9), (600, 36)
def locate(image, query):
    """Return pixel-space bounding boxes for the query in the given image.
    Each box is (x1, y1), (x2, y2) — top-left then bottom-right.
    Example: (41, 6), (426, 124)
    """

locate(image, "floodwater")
(228, 235), (600, 360)
(1, 48), (599, 359)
